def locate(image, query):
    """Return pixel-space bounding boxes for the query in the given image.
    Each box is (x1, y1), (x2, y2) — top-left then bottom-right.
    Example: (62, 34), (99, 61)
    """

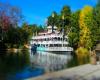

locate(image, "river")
(0, 50), (89, 80)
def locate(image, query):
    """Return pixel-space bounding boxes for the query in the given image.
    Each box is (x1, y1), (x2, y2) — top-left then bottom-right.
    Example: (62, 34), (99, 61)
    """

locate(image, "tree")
(0, 2), (22, 29)
(75, 6), (94, 58)
(79, 6), (93, 49)
(92, 0), (100, 45)
(68, 10), (80, 50)
(60, 5), (71, 34)
(47, 11), (58, 26)
(61, 5), (71, 26)
(0, 2), (23, 49)
(47, 5), (71, 34)
(5, 26), (30, 48)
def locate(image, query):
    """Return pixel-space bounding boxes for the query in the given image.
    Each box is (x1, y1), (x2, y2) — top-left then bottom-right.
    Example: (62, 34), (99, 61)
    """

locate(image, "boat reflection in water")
(0, 50), (89, 80)
(30, 51), (72, 73)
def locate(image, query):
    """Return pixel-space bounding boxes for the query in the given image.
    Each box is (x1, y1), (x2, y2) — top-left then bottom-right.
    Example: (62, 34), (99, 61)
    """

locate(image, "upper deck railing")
(32, 33), (68, 40)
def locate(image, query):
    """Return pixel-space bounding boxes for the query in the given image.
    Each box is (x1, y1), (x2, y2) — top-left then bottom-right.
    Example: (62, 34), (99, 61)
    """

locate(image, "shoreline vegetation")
(6, 44), (30, 53)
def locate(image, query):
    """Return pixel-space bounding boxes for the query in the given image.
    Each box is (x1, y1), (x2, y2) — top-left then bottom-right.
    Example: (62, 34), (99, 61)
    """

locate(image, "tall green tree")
(47, 11), (58, 26)
(61, 5), (71, 26)
(92, 0), (100, 45)
(68, 10), (80, 50)
(60, 5), (71, 34)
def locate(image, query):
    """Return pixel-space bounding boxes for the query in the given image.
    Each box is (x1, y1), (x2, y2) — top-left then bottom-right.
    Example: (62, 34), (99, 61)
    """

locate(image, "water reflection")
(0, 50), (89, 80)
(30, 51), (72, 72)
(0, 50), (30, 80)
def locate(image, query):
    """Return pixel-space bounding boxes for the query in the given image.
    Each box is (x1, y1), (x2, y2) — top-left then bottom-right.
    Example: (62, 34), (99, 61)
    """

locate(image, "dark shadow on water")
(67, 52), (90, 68)
(0, 41), (7, 52)
(0, 50), (31, 80)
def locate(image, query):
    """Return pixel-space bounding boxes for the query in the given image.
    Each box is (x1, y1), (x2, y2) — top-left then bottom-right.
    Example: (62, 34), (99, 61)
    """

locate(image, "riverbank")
(7, 48), (29, 53)
(6, 44), (29, 53)
(27, 63), (100, 80)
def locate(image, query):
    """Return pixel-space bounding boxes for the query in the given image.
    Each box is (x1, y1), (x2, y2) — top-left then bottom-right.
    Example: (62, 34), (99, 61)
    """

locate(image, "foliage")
(92, 0), (100, 45)
(5, 26), (29, 48)
(75, 47), (89, 65)
(79, 6), (93, 49)
(68, 10), (80, 49)
(61, 5), (71, 26)
(22, 23), (44, 37)
(47, 5), (71, 34)
(4, 22), (44, 48)
(0, 2), (23, 30)
(76, 47), (89, 57)
(0, 2), (24, 48)
(47, 11), (58, 26)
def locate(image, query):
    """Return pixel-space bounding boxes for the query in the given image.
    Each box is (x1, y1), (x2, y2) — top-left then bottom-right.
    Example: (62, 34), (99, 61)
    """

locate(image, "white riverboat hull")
(36, 46), (73, 52)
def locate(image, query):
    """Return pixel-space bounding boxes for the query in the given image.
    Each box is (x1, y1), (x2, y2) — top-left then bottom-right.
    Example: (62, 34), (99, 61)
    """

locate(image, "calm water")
(0, 50), (89, 80)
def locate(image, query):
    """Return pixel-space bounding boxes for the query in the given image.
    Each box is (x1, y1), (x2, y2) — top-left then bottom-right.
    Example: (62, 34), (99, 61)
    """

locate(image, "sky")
(0, 0), (97, 25)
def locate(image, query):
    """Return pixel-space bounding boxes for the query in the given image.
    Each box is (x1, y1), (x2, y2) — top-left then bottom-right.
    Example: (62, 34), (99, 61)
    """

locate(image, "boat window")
(46, 44), (48, 47)
(58, 44), (62, 47)
(52, 38), (54, 41)
(44, 38), (46, 41)
(42, 44), (45, 47)
(49, 44), (53, 47)
(54, 37), (57, 40)
(46, 38), (49, 41)
(54, 44), (62, 47)
(41, 44), (43, 47)
(54, 44), (57, 47)
(63, 44), (68, 47)
(61, 38), (62, 41)
(58, 37), (61, 41)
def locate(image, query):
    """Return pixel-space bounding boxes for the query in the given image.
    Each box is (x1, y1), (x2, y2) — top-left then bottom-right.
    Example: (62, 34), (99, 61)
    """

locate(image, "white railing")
(32, 34), (68, 39)
(37, 41), (68, 44)
(46, 47), (73, 51)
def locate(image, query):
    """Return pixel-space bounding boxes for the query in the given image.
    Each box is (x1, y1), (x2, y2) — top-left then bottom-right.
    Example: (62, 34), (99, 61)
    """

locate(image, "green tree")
(92, 0), (100, 45)
(60, 5), (71, 34)
(6, 26), (21, 48)
(47, 11), (58, 26)
(61, 5), (71, 26)
(68, 10), (80, 50)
